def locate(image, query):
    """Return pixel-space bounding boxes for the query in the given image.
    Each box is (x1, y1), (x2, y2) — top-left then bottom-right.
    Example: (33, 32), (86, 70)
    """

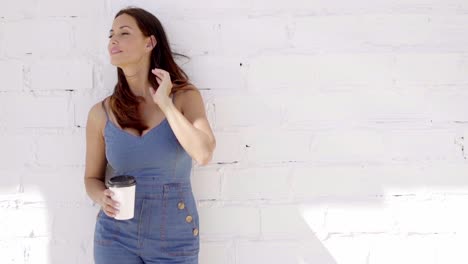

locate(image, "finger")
(103, 205), (114, 217)
(152, 72), (163, 81)
(153, 68), (167, 76)
(104, 196), (120, 209)
(104, 208), (117, 217)
(103, 210), (113, 217)
(104, 204), (119, 216)
(104, 189), (114, 197)
(153, 71), (164, 78)
(103, 196), (113, 207)
(108, 205), (119, 215)
(103, 190), (118, 206)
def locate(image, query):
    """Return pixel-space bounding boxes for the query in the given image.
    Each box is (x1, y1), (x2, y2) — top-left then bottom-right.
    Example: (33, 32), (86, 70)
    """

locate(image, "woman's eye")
(108, 33), (128, 39)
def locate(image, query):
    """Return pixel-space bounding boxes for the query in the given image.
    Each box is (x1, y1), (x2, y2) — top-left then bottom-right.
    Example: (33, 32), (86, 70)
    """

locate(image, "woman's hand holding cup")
(100, 189), (120, 218)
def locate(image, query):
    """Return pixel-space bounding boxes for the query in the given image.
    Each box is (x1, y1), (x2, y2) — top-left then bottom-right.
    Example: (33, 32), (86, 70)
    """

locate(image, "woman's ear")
(146, 35), (157, 50)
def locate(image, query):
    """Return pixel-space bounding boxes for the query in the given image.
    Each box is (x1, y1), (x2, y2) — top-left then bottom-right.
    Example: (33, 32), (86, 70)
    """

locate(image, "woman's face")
(108, 14), (151, 68)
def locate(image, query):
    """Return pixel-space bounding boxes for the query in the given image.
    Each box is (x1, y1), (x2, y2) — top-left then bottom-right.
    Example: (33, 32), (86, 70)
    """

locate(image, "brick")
(282, 91), (468, 124)
(31, 60), (93, 91)
(0, 61), (23, 91)
(237, 241), (303, 264)
(247, 54), (394, 92)
(1, 94), (72, 128)
(251, 0), (468, 15)
(72, 92), (109, 128)
(261, 205), (326, 238)
(163, 19), (220, 56)
(210, 132), (245, 164)
(394, 53), (468, 86)
(198, 206), (260, 237)
(325, 200), (396, 233)
(0, 206), (51, 238)
(213, 93), (283, 128)
(310, 129), (461, 163)
(183, 56), (243, 90)
(22, 167), (87, 203)
(192, 167), (222, 200)
(244, 131), (312, 163)
(0, 0), (37, 19)
(0, 238), (24, 264)
(369, 235), (437, 264)
(237, 239), (337, 264)
(0, 132), (35, 169)
(26, 236), (81, 264)
(435, 234), (468, 264)
(71, 18), (111, 55)
(395, 197), (468, 233)
(222, 167), (290, 200)
(199, 241), (233, 264)
(292, 164), (468, 198)
(38, 0), (105, 17)
(3, 20), (73, 57)
(0, 168), (23, 195)
(35, 129), (86, 166)
(112, 0), (252, 11)
(292, 15), (468, 53)
(218, 17), (289, 56)
(322, 235), (369, 264)
(51, 206), (98, 241)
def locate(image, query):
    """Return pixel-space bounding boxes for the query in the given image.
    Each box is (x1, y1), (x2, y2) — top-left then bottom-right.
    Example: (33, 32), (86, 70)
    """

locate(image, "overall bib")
(94, 98), (200, 264)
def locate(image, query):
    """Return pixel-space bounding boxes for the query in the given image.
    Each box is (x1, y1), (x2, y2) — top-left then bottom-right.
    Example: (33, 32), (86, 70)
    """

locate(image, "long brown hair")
(109, 7), (195, 132)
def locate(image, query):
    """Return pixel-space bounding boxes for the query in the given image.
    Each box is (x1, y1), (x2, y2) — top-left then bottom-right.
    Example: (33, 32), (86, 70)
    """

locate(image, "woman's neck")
(120, 60), (153, 100)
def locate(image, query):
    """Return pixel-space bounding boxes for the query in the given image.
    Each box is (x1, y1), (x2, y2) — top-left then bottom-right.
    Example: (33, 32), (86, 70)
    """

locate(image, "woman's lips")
(110, 48), (122, 55)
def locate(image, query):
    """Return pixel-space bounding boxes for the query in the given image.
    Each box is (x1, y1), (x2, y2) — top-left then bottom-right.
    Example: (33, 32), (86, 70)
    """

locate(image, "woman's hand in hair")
(149, 68), (173, 109)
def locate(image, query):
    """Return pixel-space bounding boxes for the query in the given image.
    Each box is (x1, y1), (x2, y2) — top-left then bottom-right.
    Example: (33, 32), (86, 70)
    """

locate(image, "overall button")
(185, 215), (193, 223)
(193, 228), (199, 236)
(177, 201), (185, 210)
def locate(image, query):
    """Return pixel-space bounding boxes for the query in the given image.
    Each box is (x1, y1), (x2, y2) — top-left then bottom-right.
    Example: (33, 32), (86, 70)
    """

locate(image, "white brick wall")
(1, 0), (468, 263)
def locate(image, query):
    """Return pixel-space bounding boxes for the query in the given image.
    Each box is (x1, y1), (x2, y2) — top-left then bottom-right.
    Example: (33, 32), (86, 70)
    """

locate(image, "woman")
(84, 7), (216, 264)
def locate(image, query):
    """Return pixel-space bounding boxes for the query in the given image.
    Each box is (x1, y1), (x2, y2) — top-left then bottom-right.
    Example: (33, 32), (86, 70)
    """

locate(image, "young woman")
(84, 7), (216, 264)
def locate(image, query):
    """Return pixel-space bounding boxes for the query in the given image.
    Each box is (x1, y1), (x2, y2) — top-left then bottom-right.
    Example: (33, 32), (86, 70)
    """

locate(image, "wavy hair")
(109, 7), (195, 132)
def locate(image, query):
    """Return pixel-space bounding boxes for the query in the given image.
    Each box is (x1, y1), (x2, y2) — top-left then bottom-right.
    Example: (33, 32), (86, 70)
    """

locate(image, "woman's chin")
(110, 57), (134, 67)
(110, 59), (123, 67)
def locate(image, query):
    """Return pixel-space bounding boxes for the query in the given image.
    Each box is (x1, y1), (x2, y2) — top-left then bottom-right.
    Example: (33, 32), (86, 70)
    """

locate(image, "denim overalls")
(94, 97), (200, 264)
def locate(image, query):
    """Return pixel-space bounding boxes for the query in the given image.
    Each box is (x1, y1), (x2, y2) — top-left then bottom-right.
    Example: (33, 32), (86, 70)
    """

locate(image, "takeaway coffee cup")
(106, 175), (136, 220)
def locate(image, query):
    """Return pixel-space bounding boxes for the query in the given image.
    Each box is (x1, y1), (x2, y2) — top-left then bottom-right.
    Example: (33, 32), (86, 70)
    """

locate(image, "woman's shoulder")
(173, 84), (199, 111)
(173, 84), (199, 100)
(87, 97), (109, 130)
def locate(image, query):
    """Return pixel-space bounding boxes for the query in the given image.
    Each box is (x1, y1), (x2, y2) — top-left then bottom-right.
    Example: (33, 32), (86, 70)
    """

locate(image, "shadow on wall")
(196, 156), (468, 263)
(3, 156), (468, 263)
(0, 161), (119, 263)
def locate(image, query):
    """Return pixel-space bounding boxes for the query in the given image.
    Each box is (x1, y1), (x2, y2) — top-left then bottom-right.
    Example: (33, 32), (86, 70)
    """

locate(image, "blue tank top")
(101, 97), (192, 183)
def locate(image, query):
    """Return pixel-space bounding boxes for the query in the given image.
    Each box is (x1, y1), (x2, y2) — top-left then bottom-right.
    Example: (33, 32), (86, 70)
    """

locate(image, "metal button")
(185, 215), (193, 223)
(177, 202), (185, 210)
(193, 228), (199, 236)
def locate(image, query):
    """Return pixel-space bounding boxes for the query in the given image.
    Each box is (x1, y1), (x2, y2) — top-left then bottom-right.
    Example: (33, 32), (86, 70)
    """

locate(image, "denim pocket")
(160, 183), (200, 256)
(94, 209), (120, 246)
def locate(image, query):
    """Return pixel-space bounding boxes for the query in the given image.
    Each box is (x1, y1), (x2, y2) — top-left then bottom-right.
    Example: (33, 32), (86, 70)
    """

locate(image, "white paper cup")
(106, 175), (136, 220)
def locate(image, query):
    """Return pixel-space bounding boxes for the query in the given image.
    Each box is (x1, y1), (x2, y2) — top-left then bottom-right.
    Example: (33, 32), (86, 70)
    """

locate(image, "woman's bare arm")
(83, 102), (107, 203)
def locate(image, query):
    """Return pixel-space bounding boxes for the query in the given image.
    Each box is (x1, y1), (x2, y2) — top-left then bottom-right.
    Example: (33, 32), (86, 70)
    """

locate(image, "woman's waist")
(111, 175), (192, 200)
